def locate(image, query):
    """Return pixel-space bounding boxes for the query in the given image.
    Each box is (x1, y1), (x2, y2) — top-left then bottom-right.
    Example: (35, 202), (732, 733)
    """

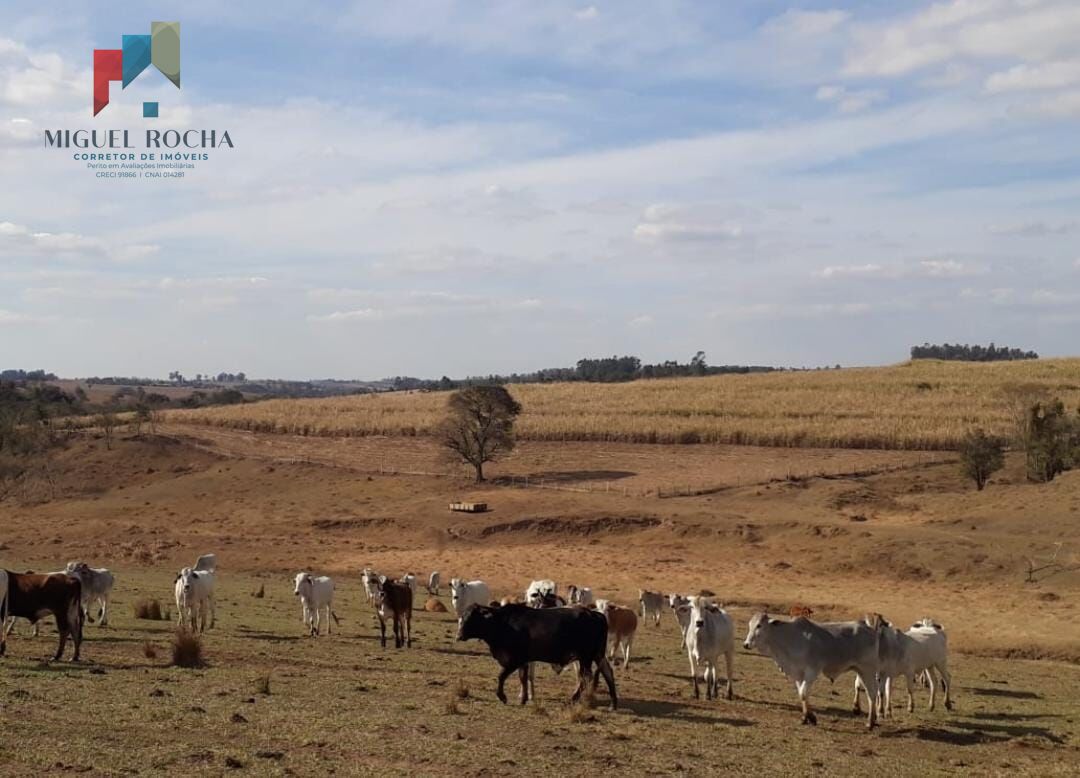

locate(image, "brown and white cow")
(596, 600), (638, 669)
(2, 571), (84, 661)
(375, 578), (413, 648)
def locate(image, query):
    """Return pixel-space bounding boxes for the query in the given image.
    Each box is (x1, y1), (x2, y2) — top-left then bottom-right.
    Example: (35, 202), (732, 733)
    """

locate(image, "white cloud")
(574, 6), (599, 21)
(633, 204), (743, 244)
(627, 314), (653, 328)
(0, 220), (160, 263)
(0, 308), (53, 325)
(818, 263), (885, 279)
(307, 290), (545, 323)
(989, 220), (1077, 236)
(985, 61), (1080, 93)
(815, 84), (887, 113)
(763, 9), (850, 38)
(818, 259), (981, 280)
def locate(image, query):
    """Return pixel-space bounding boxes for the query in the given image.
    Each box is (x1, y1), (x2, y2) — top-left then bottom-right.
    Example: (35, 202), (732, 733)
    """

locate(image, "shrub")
(453, 680), (470, 700)
(1023, 400), (1078, 483)
(142, 641), (157, 660)
(170, 629), (204, 668)
(958, 428), (1006, 490)
(133, 598), (165, 620)
(253, 673), (271, 695)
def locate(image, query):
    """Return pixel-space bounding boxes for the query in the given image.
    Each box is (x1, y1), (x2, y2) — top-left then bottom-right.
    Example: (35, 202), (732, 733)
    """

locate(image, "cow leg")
(852, 675), (864, 714)
(517, 666), (530, 705)
(796, 678), (817, 725)
(53, 610), (70, 662)
(496, 664), (518, 704)
(405, 612), (412, 648)
(325, 605), (331, 635)
(688, 654), (700, 699)
(99, 595), (109, 627)
(597, 657), (617, 710)
(571, 661), (590, 703)
(938, 663), (953, 711)
(856, 671), (878, 729)
(724, 650), (735, 700)
(705, 662), (714, 700)
(623, 635), (633, 670)
(208, 594), (216, 630)
(378, 616), (387, 648)
(926, 668), (937, 711)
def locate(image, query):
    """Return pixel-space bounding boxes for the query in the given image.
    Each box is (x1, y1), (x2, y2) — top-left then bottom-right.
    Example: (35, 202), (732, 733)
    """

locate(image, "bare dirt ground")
(1, 430), (1079, 775)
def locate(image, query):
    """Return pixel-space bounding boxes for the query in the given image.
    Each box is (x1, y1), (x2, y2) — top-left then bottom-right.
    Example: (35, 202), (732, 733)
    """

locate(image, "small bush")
(453, 680), (470, 700)
(133, 598), (165, 620)
(252, 583), (265, 599)
(443, 697), (461, 715)
(958, 428), (1006, 490)
(142, 641), (157, 660)
(171, 629), (204, 668)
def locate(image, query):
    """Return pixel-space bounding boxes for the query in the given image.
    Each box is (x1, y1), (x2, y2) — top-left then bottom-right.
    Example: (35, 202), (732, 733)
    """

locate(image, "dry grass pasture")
(165, 359), (1080, 449)
(1, 423), (1079, 775)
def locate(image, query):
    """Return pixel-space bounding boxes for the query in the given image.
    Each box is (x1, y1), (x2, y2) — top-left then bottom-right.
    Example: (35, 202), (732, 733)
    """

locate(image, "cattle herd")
(0, 558), (954, 731)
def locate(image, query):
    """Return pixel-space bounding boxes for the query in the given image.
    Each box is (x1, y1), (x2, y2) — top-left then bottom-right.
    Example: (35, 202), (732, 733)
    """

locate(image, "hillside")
(164, 359), (1080, 450)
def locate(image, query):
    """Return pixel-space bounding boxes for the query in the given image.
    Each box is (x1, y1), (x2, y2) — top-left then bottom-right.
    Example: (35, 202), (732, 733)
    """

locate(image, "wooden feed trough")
(449, 501), (487, 513)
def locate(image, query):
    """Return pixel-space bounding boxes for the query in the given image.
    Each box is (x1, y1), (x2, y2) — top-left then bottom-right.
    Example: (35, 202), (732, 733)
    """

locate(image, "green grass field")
(1, 568), (1076, 776)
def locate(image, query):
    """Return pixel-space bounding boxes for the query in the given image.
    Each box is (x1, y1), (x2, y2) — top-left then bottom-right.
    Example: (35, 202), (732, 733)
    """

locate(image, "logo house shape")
(93, 21), (180, 117)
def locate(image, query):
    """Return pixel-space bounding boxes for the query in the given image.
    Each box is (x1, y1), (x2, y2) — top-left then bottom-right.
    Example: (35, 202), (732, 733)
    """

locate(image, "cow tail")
(330, 610), (341, 625)
(0, 584), (7, 656)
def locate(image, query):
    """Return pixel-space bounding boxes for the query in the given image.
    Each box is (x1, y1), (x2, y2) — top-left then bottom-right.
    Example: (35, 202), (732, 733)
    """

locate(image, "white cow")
(174, 567), (216, 633)
(64, 562), (115, 626)
(194, 554), (217, 573)
(450, 578), (491, 624)
(855, 617), (953, 717)
(361, 568), (380, 604)
(669, 593), (692, 647)
(526, 579), (557, 607)
(294, 572), (338, 637)
(685, 597), (735, 700)
(427, 571), (440, 596)
(400, 573), (418, 595)
(0, 570), (8, 657)
(567, 585), (594, 607)
(745, 612), (883, 729)
(638, 589), (664, 626)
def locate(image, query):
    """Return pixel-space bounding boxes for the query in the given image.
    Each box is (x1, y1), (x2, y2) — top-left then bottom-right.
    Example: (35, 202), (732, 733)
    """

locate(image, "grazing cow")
(450, 579), (492, 624)
(669, 594), (692, 647)
(526, 579), (557, 607)
(293, 572), (339, 637)
(567, 585), (594, 607)
(598, 601), (638, 669)
(0, 570), (7, 657)
(685, 598), (735, 700)
(745, 612), (883, 728)
(174, 567), (216, 633)
(360, 568), (380, 604)
(375, 578), (412, 648)
(639, 589), (664, 626)
(457, 603), (618, 709)
(854, 617), (953, 716)
(2, 571), (83, 661)
(64, 562), (115, 627)
(427, 571), (440, 596)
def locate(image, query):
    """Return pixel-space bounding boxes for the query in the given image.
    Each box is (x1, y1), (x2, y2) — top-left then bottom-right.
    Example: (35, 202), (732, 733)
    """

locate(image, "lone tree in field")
(958, 428), (1005, 490)
(1024, 399), (1078, 483)
(438, 385), (522, 482)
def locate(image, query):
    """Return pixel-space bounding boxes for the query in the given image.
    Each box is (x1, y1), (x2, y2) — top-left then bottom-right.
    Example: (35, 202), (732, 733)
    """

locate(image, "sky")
(1, 0), (1079, 380)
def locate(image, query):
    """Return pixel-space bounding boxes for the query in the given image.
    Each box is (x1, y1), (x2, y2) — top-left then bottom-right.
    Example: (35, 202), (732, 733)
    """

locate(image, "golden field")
(164, 359), (1080, 450)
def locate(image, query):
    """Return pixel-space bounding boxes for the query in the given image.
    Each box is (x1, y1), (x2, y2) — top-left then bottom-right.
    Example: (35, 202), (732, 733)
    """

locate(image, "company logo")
(93, 21), (180, 117)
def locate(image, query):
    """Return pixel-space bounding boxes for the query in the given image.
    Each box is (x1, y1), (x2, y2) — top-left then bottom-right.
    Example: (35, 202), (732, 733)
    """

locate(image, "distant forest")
(911, 343), (1038, 362)
(390, 352), (792, 391)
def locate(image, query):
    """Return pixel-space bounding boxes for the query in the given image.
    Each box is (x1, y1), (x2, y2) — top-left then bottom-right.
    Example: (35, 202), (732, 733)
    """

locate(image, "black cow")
(457, 603), (617, 709)
(2, 572), (84, 661)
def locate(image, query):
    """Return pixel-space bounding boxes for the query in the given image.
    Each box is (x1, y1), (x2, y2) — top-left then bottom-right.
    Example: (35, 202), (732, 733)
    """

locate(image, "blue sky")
(1, 1), (1079, 379)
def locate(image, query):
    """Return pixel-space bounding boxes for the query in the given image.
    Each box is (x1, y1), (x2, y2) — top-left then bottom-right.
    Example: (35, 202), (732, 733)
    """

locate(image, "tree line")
(391, 352), (789, 391)
(911, 343), (1038, 362)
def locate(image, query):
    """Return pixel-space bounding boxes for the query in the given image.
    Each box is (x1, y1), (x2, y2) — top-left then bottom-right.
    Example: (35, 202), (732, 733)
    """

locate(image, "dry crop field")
(164, 359), (1080, 450)
(1, 567), (1077, 777)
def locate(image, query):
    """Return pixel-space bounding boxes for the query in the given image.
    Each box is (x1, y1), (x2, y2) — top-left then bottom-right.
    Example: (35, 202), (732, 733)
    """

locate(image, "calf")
(360, 568), (380, 604)
(64, 561), (115, 627)
(294, 572), (339, 636)
(639, 589), (664, 626)
(450, 579), (491, 625)
(599, 601), (638, 669)
(567, 585), (594, 607)
(685, 598), (735, 700)
(375, 578), (412, 648)
(2, 571), (83, 661)
(174, 567), (216, 633)
(744, 612), (882, 729)
(458, 604), (617, 709)
(669, 594), (691, 648)
(427, 571), (440, 596)
(854, 617), (953, 716)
